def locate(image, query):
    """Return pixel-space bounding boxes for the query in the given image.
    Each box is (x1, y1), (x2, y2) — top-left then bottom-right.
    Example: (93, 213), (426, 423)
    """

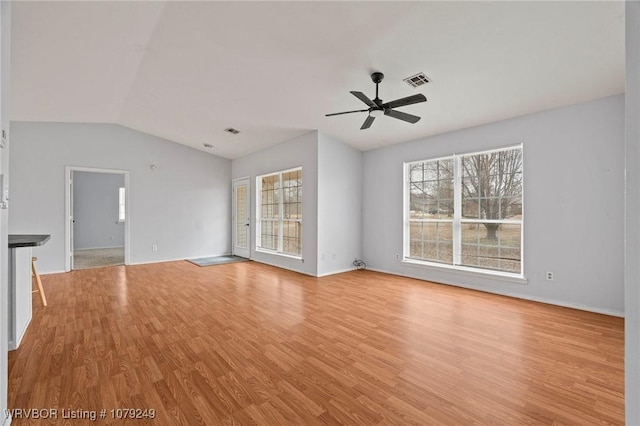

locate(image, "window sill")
(255, 248), (303, 262)
(401, 258), (528, 285)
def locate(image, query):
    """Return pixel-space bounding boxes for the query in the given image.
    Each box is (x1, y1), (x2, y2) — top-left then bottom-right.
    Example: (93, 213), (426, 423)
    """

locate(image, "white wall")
(317, 132), (362, 276)
(625, 1), (640, 423)
(10, 122), (231, 273)
(231, 131), (318, 276)
(73, 171), (125, 250)
(0, 2), (9, 424)
(363, 95), (624, 315)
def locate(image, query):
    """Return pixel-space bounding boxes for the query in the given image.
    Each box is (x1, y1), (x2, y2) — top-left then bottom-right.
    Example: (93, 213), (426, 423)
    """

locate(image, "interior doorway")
(232, 177), (250, 258)
(65, 167), (130, 271)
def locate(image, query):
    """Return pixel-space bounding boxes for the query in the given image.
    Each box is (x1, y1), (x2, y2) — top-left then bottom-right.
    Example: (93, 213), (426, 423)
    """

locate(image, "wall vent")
(224, 127), (240, 135)
(403, 72), (431, 88)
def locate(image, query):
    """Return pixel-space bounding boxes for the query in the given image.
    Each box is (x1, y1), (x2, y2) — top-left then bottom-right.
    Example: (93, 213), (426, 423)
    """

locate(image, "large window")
(405, 145), (523, 275)
(256, 168), (302, 257)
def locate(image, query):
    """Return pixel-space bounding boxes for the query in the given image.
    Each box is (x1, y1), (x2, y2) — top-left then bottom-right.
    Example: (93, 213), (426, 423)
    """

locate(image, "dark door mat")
(186, 255), (249, 267)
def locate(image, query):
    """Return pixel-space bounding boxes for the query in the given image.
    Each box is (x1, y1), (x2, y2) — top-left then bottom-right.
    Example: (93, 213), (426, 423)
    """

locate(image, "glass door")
(232, 178), (250, 258)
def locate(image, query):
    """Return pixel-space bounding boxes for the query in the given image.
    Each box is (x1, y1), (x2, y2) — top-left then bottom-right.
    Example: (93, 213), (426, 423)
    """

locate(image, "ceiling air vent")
(224, 127), (240, 135)
(403, 72), (431, 88)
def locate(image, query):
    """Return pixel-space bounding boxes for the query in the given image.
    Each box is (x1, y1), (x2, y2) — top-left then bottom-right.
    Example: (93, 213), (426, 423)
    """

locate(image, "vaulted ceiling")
(11, 1), (625, 159)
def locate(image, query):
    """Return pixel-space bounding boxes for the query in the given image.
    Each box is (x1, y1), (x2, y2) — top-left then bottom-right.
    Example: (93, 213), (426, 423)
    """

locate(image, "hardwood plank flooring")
(8, 261), (624, 424)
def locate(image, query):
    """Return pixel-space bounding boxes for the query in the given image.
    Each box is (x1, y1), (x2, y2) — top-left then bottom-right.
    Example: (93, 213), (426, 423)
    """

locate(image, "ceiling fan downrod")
(372, 72), (384, 105)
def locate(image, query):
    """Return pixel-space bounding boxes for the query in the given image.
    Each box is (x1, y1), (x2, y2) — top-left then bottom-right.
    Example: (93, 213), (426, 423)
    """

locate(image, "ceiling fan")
(326, 72), (427, 130)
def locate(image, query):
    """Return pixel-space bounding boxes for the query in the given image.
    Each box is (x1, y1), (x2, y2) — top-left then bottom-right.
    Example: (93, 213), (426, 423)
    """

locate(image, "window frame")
(255, 167), (302, 259)
(403, 145), (524, 279)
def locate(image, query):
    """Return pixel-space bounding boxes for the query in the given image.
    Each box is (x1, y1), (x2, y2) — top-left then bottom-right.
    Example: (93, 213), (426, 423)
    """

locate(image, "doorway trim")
(232, 177), (251, 259)
(64, 166), (131, 272)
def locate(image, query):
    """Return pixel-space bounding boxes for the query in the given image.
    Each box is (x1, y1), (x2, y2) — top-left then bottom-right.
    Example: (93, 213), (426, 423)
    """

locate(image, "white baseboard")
(128, 256), (201, 266)
(13, 318), (31, 350)
(250, 258), (316, 277)
(366, 267), (624, 318)
(129, 254), (237, 266)
(74, 245), (124, 251)
(317, 267), (356, 277)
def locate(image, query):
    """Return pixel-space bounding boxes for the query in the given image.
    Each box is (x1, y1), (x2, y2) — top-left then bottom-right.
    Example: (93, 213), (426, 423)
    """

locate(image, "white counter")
(8, 246), (32, 350)
(8, 234), (50, 350)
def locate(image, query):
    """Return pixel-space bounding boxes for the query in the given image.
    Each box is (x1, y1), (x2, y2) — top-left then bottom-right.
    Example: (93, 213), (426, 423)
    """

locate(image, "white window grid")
(404, 145), (523, 276)
(256, 167), (302, 257)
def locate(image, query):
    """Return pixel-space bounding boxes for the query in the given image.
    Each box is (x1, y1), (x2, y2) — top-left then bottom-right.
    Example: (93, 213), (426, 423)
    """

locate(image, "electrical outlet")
(546, 271), (554, 281)
(396, 253), (401, 260)
(152, 244), (158, 252)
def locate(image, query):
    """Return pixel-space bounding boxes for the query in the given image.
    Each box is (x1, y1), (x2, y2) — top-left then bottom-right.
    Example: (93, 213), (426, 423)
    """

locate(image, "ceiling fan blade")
(382, 93), (427, 109)
(360, 115), (375, 130)
(384, 109), (421, 124)
(325, 109), (369, 117)
(350, 91), (377, 108)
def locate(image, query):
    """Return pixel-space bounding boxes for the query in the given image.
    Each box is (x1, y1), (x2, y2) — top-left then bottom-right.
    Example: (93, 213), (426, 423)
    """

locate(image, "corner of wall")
(316, 132), (363, 276)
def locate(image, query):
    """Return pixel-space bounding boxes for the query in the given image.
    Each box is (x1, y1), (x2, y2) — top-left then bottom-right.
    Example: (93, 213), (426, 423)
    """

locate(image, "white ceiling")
(11, 1), (625, 159)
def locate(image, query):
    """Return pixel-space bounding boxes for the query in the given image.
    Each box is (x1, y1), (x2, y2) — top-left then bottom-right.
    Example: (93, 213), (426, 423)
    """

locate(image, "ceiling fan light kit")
(326, 72), (427, 130)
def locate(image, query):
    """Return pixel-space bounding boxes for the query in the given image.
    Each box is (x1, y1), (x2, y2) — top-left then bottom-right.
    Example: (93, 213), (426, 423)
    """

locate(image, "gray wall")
(625, 1), (640, 423)
(73, 171), (125, 250)
(0, 2), (9, 424)
(231, 131), (319, 276)
(10, 122), (231, 273)
(317, 132), (362, 276)
(363, 95), (624, 315)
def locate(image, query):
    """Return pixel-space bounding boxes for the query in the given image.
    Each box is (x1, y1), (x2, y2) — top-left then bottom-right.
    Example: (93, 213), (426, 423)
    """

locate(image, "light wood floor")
(9, 261), (623, 425)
